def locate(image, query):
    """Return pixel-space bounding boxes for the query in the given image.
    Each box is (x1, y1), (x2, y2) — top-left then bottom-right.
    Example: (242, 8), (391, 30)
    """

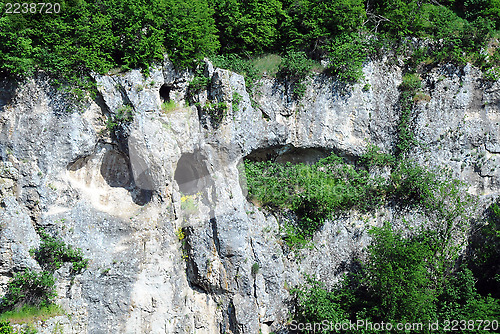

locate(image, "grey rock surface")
(0, 56), (498, 333)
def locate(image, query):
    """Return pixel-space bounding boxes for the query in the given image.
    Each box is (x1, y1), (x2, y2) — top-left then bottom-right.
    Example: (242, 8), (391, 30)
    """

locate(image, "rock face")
(0, 56), (498, 333)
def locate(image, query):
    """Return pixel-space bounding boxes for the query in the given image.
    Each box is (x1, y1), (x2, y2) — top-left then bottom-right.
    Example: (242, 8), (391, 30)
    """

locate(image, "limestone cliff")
(0, 56), (498, 333)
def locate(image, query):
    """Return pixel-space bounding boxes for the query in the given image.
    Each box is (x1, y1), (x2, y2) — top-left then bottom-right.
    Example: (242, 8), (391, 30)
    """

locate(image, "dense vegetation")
(293, 225), (500, 333)
(244, 146), (472, 245)
(0, 230), (87, 317)
(244, 148), (500, 331)
(0, 0), (499, 84)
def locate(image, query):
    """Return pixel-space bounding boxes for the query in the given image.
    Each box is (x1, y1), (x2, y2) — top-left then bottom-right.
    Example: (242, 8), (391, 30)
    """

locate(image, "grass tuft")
(0, 304), (64, 324)
(161, 100), (178, 113)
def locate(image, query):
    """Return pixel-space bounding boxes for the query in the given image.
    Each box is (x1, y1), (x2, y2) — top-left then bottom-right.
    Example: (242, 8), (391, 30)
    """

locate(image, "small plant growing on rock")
(232, 92), (242, 112)
(106, 105), (134, 131)
(188, 66), (210, 92)
(176, 227), (185, 241)
(251, 263), (260, 276)
(30, 230), (88, 274)
(277, 51), (312, 99)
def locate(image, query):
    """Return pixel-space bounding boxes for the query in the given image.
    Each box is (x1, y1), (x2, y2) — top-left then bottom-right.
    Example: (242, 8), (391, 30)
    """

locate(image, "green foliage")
(232, 92), (242, 112)
(293, 276), (348, 327)
(370, 0), (425, 36)
(0, 321), (13, 334)
(366, 225), (441, 322)
(0, 0), (218, 79)
(0, 304), (63, 325)
(30, 231), (88, 274)
(468, 200), (500, 298)
(1, 270), (56, 311)
(106, 105), (135, 131)
(400, 73), (422, 91)
(0, 0), (497, 92)
(280, 0), (366, 54)
(245, 154), (386, 242)
(251, 263), (260, 276)
(188, 66), (210, 92)
(161, 100), (177, 113)
(196, 101), (228, 128)
(277, 51), (312, 99)
(396, 73), (422, 155)
(165, 0), (219, 67)
(1, 230), (88, 313)
(294, 225), (500, 333)
(211, 54), (259, 92)
(211, 0), (283, 54)
(326, 33), (372, 83)
(245, 149), (473, 248)
(360, 145), (395, 168)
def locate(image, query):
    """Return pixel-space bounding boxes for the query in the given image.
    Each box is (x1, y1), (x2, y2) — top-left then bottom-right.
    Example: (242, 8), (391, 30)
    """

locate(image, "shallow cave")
(100, 150), (131, 188)
(244, 145), (332, 165)
(174, 151), (212, 195)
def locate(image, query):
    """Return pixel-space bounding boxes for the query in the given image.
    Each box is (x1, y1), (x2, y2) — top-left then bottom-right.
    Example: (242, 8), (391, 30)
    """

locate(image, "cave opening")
(159, 84), (171, 103)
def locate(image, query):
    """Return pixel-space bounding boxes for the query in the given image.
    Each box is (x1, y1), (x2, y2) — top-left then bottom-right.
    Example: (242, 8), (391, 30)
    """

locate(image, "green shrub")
(1, 270), (56, 311)
(0, 321), (13, 334)
(245, 149), (473, 247)
(232, 92), (242, 112)
(400, 73), (422, 91)
(326, 33), (372, 83)
(161, 100), (177, 113)
(360, 145), (395, 167)
(106, 105), (134, 131)
(211, 54), (259, 92)
(251, 263), (260, 276)
(30, 231), (88, 274)
(277, 51), (312, 99)
(197, 101), (228, 127)
(277, 51), (312, 82)
(395, 73), (422, 155)
(293, 276), (348, 326)
(188, 66), (210, 92)
(244, 154), (388, 243)
(294, 225), (500, 333)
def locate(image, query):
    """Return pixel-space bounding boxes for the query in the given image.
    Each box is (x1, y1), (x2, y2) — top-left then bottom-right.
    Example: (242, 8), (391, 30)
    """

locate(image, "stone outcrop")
(0, 55), (498, 333)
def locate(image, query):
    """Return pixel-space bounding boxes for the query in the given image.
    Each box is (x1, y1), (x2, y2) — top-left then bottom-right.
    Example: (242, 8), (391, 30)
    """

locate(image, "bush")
(251, 263), (260, 276)
(188, 66), (210, 92)
(1, 270), (55, 311)
(294, 225), (500, 333)
(360, 145), (395, 167)
(400, 73), (422, 91)
(277, 51), (312, 99)
(30, 231), (88, 274)
(106, 105), (134, 131)
(211, 54), (259, 92)
(468, 200), (500, 298)
(196, 101), (228, 128)
(326, 33), (372, 83)
(244, 154), (387, 242)
(0, 321), (13, 334)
